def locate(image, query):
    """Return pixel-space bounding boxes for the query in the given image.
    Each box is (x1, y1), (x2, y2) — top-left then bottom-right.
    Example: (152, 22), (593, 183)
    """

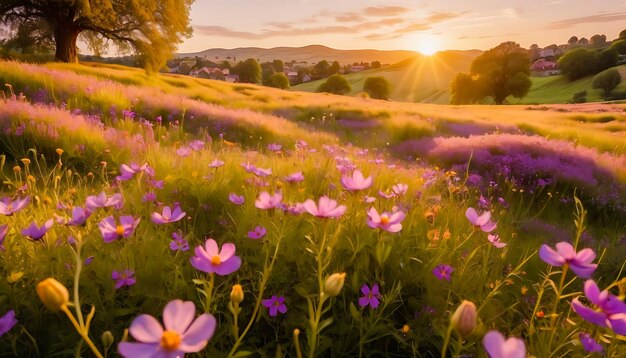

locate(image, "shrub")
(316, 74), (351, 95)
(363, 76), (391, 100)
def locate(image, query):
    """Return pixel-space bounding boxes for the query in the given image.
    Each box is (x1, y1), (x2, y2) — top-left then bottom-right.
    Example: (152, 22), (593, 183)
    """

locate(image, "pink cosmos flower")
(267, 143), (282, 152)
(190, 239), (241, 276)
(189, 140), (205, 151)
(229, 193), (245, 205)
(170, 231), (190, 252)
(465, 208), (497, 232)
(364, 196), (376, 203)
(0, 310), (17, 337)
(118, 299), (216, 358)
(340, 169), (373, 191)
(85, 192), (124, 211)
(366, 207), (405, 233)
(482, 330), (526, 358)
(378, 190), (395, 199)
(247, 226), (267, 239)
(571, 279), (626, 335)
(255, 191), (283, 210)
(0, 196), (30, 215)
(99, 215), (141, 243)
(539, 242), (597, 278)
(63, 206), (92, 226)
(176, 147), (191, 157)
(116, 162), (149, 181)
(303, 196), (347, 218)
(392, 183), (409, 196)
(151, 206), (186, 224)
(285, 203), (306, 215)
(241, 162), (256, 173)
(112, 269), (136, 289)
(488, 234), (507, 248)
(21, 219), (53, 241)
(252, 167), (272, 177)
(284, 172), (305, 183)
(209, 159), (225, 168)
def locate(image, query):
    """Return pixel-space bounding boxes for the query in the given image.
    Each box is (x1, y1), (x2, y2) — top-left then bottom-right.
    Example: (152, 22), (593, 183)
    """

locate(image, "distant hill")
(177, 45), (418, 66)
(292, 50), (482, 103)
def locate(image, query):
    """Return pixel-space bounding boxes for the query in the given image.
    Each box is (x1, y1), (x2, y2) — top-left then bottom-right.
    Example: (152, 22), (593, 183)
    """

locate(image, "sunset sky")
(179, 0), (626, 54)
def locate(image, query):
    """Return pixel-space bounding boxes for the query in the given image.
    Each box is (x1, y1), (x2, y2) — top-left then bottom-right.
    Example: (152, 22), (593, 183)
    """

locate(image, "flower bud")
(36, 278), (69, 312)
(451, 300), (477, 338)
(230, 284), (244, 304)
(324, 272), (346, 297)
(101, 331), (114, 349)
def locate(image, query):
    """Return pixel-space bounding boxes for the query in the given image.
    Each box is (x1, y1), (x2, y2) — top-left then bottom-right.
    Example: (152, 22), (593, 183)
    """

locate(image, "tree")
(271, 59), (284, 73)
(592, 69), (622, 98)
(468, 41), (531, 104)
(0, 0), (193, 71)
(363, 76), (391, 100)
(610, 39), (626, 55)
(568, 36), (579, 46)
(313, 60), (329, 79)
(558, 48), (598, 80)
(371, 61), (381, 69)
(578, 38), (589, 45)
(595, 48), (618, 71)
(449, 73), (485, 104)
(317, 74), (351, 95)
(590, 34), (607, 46)
(267, 73), (290, 89)
(620, 29), (626, 40)
(233, 58), (261, 83)
(329, 61), (341, 75)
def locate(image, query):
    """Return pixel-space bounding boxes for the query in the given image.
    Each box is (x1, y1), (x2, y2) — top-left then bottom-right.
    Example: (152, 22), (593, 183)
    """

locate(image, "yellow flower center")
(380, 214), (390, 225)
(160, 330), (181, 351)
(115, 225), (125, 236)
(211, 255), (221, 265)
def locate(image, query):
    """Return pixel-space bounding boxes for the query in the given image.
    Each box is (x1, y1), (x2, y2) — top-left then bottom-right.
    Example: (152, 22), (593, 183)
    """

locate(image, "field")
(0, 60), (625, 357)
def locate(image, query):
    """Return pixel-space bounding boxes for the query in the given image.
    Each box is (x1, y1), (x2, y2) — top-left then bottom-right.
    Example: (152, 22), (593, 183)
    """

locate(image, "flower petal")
(163, 300), (195, 333)
(129, 314), (163, 343)
(117, 342), (161, 358)
(465, 208), (478, 225)
(218, 243), (236, 261)
(539, 244), (566, 266)
(180, 313), (217, 352)
(482, 330), (505, 357)
(555, 242), (576, 260)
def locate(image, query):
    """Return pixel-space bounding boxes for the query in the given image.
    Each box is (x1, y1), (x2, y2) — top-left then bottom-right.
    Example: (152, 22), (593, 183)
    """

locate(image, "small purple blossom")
(392, 183), (408, 196)
(247, 226), (267, 239)
(378, 190), (395, 199)
(262, 295), (287, 317)
(112, 269), (136, 289)
(482, 330), (526, 358)
(142, 192), (157, 203)
(176, 147), (192, 157)
(255, 191), (283, 210)
(64, 206), (92, 226)
(150, 205), (186, 224)
(190, 239), (241, 276)
(284, 172), (305, 183)
(539, 242), (597, 278)
(571, 280), (626, 335)
(366, 207), (405, 233)
(303, 196), (347, 218)
(21, 219), (53, 241)
(359, 284), (382, 309)
(465, 208), (497, 232)
(488, 234), (507, 248)
(0, 196), (30, 215)
(85, 192), (124, 211)
(341, 169), (373, 191)
(252, 167), (272, 177)
(98, 216), (141, 243)
(170, 231), (190, 252)
(267, 143), (282, 152)
(189, 140), (205, 151)
(363, 195), (376, 203)
(433, 264), (454, 281)
(116, 162), (149, 181)
(579, 332), (603, 353)
(229, 193), (245, 205)
(209, 159), (225, 168)
(0, 310), (17, 337)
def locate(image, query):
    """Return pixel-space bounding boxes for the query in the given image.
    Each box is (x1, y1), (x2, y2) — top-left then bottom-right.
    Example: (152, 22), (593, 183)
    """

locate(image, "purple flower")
(579, 332), (603, 353)
(482, 330), (526, 358)
(303, 196), (347, 218)
(433, 264), (454, 281)
(0, 196), (30, 215)
(176, 147), (192, 157)
(0, 224), (8, 252)
(378, 190), (395, 199)
(170, 231), (190, 252)
(189, 140), (205, 151)
(366, 207), (405, 233)
(255, 191), (282, 210)
(84, 256), (94, 266)
(209, 159), (225, 168)
(392, 183), (408, 196)
(363, 196), (376, 203)
(247, 226), (267, 239)
(252, 167), (272, 177)
(116, 162), (149, 181)
(190, 239), (241, 276)
(151, 206), (186, 224)
(99, 216), (140, 243)
(142, 192), (157, 203)
(284, 172), (305, 183)
(571, 280), (626, 335)
(112, 269), (136, 289)
(539, 242), (597, 278)
(0, 310), (17, 337)
(241, 162), (256, 173)
(229, 193), (245, 205)
(465, 208), (497, 232)
(488, 234), (507, 248)
(267, 143), (282, 152)
(21, 219), (53, 241)
(85, 192), (124, 211)
(262, 295), (287, 317)
(359, 284), (382, 309)
(341, 169), (373, 191)
(118, 299), (216, 357)
(64, 206), (92, 226)
(285, 203), (306, 215)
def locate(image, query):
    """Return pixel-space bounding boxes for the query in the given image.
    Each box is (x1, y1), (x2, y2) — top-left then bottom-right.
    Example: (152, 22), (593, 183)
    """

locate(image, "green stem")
(61, 305), (103, 358)
(441, 324), (454, 358)
(204, 273), (215, 312)
(547, 264), (569, 352)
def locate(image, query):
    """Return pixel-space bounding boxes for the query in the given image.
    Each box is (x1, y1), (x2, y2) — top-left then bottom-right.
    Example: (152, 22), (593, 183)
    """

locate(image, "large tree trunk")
(54, 25), (79, 63)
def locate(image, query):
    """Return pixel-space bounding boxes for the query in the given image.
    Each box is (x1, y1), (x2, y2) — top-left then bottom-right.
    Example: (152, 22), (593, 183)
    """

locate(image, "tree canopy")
(0, 0), (193, 71)
(267, 73), (290, 89)
(592, 69), (622, 99)
(467, 41), (531, 104)
(317, 74), (351, 95)
(233, 58), (261, 83)
(363, 76), (391, 100)
(558, 48), (618, 81)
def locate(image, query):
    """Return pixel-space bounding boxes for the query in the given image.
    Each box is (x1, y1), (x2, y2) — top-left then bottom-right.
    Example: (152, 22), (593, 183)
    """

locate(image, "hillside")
(177, 44), (417, 65)
(292, 50), (481, 103)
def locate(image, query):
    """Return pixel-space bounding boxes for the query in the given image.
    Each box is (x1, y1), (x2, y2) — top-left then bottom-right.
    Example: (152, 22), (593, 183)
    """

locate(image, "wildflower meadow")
(0, 60), (625, 357)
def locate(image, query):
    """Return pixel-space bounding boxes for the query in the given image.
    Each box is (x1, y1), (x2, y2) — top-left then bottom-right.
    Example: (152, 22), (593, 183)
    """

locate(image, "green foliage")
(317, 74), (351, 95)
(0, 0), (194, 71)
(449, 73), (484, 104)
(572, 90), (587, 103)
(468, 41), (531, 104)
(559, 48), (618, 81)
(371, 61), (381, 69)
(363, 76), (391, 100)
(267, 72), (290, 89)
(592, 68), (622, 98)
(620, 29), (626, 40)
(610, 40), (626, 55)
(233, 58), (262, 83)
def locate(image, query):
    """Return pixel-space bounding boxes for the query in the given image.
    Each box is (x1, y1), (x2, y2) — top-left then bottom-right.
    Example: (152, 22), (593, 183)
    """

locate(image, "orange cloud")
(364, 6), (410, 17)
(547, 12), (626, 29)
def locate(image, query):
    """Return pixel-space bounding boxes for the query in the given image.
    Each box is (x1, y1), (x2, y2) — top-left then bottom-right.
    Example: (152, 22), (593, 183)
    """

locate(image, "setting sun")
(408, 34), (441, 56)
